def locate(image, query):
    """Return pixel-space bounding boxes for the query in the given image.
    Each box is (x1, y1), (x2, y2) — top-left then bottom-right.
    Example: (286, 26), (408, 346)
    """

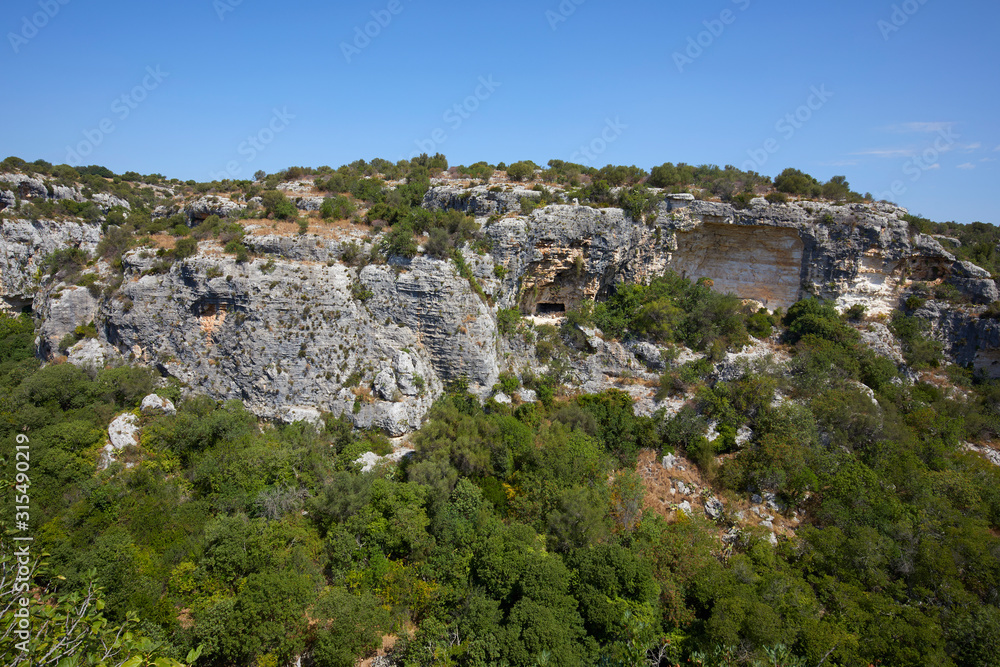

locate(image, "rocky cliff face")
(489, 196), (994, 319)
(0, 218), (102, 312)
(95, 241), (503, 435)
(5, 183), (1000, 434)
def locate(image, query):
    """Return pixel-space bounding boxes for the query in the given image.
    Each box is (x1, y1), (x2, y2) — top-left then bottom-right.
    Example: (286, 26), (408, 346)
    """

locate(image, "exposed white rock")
(67, 338), (114, 369)
(355, 451), (383, 473)
(141, 394), (176, 416)
(373, 368), (397, 401)
(101, 413), (140, 469)
(516, 388), (537, 403)
(108, 413), (140, 450)
(394, 351), (418, 395)
(704, 497), (724, 520)
(964, 441), (1000, 467)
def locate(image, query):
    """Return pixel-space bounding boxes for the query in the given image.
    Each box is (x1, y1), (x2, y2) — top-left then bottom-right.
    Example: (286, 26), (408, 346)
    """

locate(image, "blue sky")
(2, 0), (997, 224)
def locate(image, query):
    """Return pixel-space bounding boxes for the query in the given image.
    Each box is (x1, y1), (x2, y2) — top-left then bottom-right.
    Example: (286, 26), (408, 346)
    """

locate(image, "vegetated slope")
(1, 155), (1000, 666)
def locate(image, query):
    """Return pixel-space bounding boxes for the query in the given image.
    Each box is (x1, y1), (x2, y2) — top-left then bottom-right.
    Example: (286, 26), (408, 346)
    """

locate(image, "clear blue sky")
(2, 0), (997, 224)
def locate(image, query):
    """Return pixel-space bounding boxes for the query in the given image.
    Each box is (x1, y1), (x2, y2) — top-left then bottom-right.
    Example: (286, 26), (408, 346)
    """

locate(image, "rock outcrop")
(8, 184), (1000, 435)
(0, 218), (102, 313)
(423, 184), (547, 217)
(185, 196), (244, 222)
(98, 244), (496, 434)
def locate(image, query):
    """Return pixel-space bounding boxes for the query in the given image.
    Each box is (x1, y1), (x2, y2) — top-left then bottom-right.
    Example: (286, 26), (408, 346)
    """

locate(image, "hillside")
(1, 155), (1000, 667)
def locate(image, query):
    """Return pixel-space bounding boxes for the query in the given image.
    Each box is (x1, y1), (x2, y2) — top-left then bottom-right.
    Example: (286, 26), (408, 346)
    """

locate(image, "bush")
(774, 168), (821, 197)
(497, 308), (521, 335)
(382, 222), (417, 259)
(174, 237), (198, 259)
(224, 240), (249, 262)
(505, 161), (535, 182)
(261, 190), (297, 219)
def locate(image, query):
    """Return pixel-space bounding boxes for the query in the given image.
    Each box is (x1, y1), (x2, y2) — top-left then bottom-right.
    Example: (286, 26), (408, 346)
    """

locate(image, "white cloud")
(981, 157), (996, 163)
(853, 148), (916, 158)
(957, 162), (976, 170)
(963, 142), (982, 152)
(882, 121), (955, 133)
(995, 144), (1000, 151)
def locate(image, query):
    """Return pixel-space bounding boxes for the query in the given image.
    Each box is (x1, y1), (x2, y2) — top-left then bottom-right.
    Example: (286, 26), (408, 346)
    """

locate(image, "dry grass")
(244, 215), (373, 241)
(635, 449), (803, 539)
(147, 233), (177, 250)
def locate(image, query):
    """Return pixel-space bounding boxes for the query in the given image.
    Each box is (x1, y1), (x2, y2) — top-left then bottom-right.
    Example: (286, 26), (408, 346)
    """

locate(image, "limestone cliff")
(5, 181), (1000, 434)
(489, 195), (995, 319)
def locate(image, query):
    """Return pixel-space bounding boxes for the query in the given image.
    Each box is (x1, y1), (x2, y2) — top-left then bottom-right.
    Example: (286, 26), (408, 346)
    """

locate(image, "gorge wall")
(4, 179), (1000, 434)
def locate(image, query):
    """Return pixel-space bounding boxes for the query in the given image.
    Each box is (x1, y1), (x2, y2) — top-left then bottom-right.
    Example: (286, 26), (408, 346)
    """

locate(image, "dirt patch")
(635, 449), (803, 540)
(147, 233), (176, 250)
(245, 215), (374, 242)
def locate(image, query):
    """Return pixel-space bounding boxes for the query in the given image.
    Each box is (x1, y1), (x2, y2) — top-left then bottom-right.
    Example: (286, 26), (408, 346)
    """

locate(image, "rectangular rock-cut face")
(667, 223), (804, 310)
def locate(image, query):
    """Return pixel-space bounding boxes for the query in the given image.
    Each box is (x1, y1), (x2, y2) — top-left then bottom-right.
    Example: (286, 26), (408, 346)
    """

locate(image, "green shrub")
(174, 236), (198, 259)
(224, 240), (249, 263)
(497, 308), (521, 335)
(505, 161), (535, 182)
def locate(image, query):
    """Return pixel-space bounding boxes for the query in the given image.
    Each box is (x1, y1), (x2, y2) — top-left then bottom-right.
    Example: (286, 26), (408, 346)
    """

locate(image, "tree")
(173, 236), (198, 259)
(382, 221), (418, 258)
(506, 161), (535, 182)
(260, 189), (297, 219)
(773, 168), (821, 197)
(0, 550), (202, 667)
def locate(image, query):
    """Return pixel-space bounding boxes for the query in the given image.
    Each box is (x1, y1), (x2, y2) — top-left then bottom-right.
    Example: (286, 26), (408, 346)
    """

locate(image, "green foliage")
(774, 168), (821, 197)
(891, 311), (943, 368)
(381, 221), (418, 258)
(497, 307), (522, 335)
(0, 552), (202, 667)
(223, 239), (249, 262)
(320, 195), (355, 220)
(43, 247), (90, 280)
(594, 271), (749, 353)
(173, 236), (198, 259)
(505, 161), (536, 182)
(260, 189), (298, 219)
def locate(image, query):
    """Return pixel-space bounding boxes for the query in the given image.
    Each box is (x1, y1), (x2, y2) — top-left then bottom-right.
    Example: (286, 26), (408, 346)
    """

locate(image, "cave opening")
(535, 302), (566, 316)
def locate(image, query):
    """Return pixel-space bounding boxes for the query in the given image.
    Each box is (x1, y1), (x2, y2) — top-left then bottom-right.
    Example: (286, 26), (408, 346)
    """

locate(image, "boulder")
(185, 196), (242, 222)
(140, 394), (177, 416)
(282, 406), (322, 425)
(516, 388), (537, 403)
(394, 351), (418, 395)
(704, 497), (724, 520)
(108, 413), (140, 450)
(373, 368), (397, 401)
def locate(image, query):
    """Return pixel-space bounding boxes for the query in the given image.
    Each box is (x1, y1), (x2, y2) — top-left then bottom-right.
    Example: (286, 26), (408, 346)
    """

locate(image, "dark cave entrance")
(535, 302), (566, 316)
